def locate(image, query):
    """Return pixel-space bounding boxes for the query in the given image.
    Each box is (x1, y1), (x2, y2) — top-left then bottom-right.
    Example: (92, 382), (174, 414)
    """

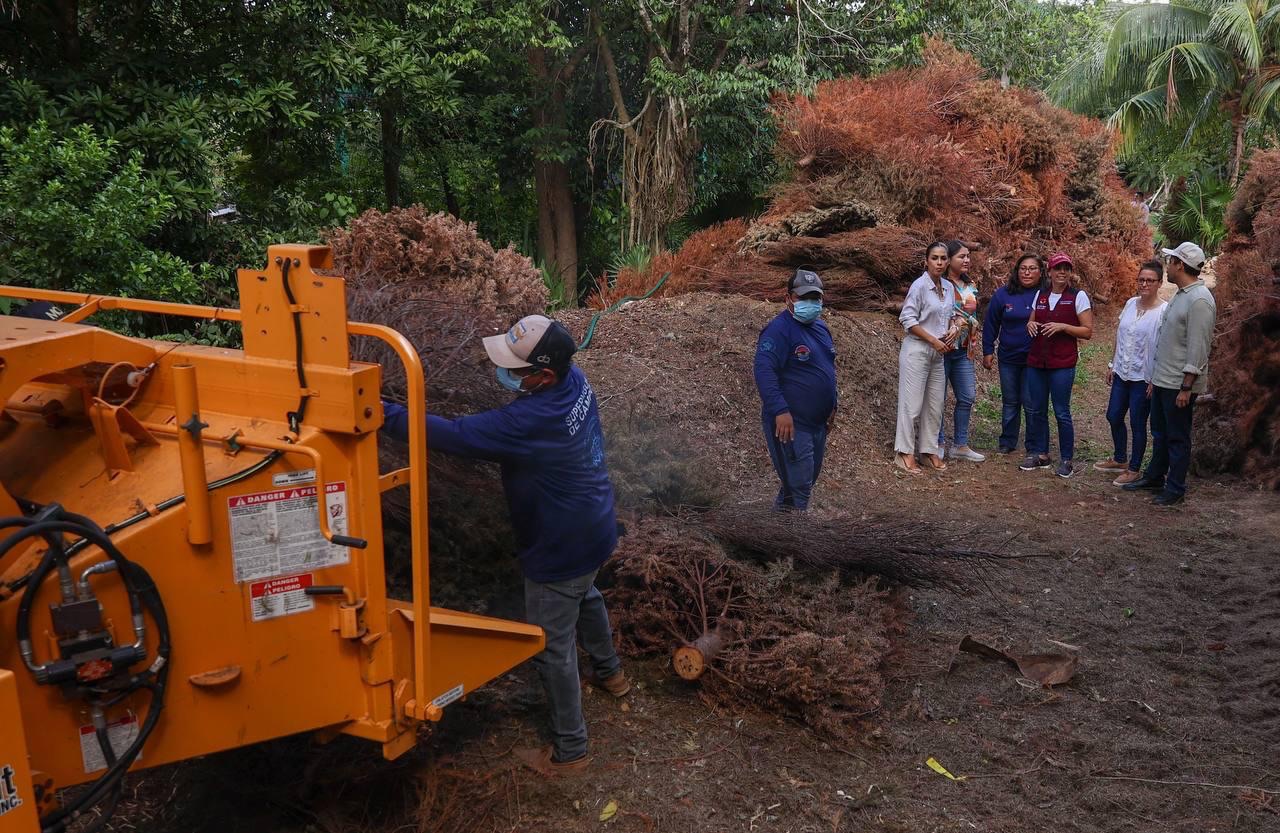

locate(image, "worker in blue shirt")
(753, 269), (838, 511)
(381, 315), (627, 775)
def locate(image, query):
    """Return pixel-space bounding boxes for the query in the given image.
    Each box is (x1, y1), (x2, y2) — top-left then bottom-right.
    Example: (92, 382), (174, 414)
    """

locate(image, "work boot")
(513, 745), (590, 776)
(591, 670), (631, 698)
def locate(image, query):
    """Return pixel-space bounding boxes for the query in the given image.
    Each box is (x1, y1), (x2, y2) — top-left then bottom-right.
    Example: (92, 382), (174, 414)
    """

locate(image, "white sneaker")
(951, 446), (986, 462)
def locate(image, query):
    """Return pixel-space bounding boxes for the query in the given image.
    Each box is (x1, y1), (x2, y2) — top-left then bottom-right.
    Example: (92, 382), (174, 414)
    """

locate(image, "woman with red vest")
(1020, 252), (1095, 477)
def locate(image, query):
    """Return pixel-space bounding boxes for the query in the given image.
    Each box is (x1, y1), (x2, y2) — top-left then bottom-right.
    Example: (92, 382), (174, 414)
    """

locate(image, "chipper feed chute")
(0, 245), (543, 833)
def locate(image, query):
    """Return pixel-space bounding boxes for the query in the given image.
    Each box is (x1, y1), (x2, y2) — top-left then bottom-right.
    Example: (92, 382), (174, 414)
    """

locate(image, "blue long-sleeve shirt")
(753, 311), (838, 429)
(982, 286), (1036, 366)
(381, 365), (617, 583)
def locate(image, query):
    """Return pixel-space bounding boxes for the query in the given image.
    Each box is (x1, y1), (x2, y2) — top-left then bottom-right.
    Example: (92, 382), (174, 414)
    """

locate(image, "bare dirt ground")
(105, 296), (1279, 833)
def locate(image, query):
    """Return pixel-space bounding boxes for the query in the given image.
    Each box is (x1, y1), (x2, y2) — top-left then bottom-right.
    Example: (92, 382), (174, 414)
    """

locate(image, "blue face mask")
(496, 366), (526, 393)
(792, 299), (823, 323)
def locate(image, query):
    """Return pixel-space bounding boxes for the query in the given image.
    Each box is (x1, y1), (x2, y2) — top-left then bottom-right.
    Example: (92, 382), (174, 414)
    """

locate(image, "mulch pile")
(594, 40), (1150, 313)
(1193, 151), (1280, 488)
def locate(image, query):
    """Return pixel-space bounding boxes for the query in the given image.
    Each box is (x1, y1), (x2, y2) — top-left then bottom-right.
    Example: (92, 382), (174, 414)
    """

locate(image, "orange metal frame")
(0, 246), (542, 832)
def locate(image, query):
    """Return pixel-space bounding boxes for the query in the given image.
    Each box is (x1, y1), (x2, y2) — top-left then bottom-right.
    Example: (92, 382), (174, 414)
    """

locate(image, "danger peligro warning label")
(249, 573), (314, 622)
(79, 715), (139, 774)
(228, 483), (349, 583)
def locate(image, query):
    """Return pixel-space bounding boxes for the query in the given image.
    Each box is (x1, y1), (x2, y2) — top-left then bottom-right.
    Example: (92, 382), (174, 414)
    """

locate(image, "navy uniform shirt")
(753, 310), (838, 429)
(382, 365), (617, 583)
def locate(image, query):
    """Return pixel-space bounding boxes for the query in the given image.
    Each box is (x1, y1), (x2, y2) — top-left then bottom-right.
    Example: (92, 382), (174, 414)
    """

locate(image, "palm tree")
(1053, 0), (1280, 183)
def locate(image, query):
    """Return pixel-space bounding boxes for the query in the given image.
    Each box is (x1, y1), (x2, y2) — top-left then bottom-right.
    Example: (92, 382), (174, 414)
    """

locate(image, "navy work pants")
(763, 419), (828, 511)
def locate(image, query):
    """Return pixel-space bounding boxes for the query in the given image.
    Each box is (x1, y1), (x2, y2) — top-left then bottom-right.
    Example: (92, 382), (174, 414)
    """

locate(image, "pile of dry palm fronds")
(606, 509), (1023, 737)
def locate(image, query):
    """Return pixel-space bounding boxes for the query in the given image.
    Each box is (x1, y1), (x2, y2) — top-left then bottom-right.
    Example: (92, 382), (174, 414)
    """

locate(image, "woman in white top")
(1095, 260), (1167, 485)
(895, 241), (956, 475)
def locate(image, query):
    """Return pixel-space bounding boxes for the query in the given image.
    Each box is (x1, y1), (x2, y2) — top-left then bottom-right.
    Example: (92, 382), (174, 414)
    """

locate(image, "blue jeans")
(763, 419), (828, 511)
(1106, 378), (1155, 472)
(1144, 386), (1197, 496)
(997, 361), (1032, 452)
(524, 568), (621, 762)
(938, 351), (977, 447)
(1026, 366), (1076, 460)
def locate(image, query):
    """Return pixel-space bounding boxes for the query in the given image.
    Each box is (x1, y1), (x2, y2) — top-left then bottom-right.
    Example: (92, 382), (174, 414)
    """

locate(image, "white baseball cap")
(482, 315), (576, 369)
(1160, 241), (1207, 270)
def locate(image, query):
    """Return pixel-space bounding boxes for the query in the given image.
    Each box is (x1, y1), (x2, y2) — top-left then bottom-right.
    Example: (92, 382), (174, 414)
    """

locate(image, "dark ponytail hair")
(926, 240), (949, 259)
(1007, 253), (1046, 294)
(945, 240), (969, 259)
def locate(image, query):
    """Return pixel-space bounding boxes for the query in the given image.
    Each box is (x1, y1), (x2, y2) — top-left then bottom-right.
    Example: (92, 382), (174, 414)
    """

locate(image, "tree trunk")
(380, 101), (403, 208)
(438, 158), (460, 218)
(672, 628), (726, 680)
(528, 48), (580, 301)
(53, 0), (81, 65)
(1230, 112), (1246, 185)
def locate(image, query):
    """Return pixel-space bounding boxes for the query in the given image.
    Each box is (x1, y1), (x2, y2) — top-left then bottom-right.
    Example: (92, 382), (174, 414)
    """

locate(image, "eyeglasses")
(1018, 266), (1040, 273)
(1137, 278), (1159, 284)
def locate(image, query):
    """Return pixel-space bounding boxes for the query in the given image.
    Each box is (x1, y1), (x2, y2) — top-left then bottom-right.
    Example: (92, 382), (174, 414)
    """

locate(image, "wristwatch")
(1179, 384), (1193, 391)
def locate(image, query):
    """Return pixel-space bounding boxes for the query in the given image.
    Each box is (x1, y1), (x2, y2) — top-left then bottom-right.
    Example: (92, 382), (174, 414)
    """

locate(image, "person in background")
(1096, 260), (1166, 485)
(895, 241), (955, 475)
(753, 268), (838, 510)
(937, 240), (985, 462)
(381, 315), (628, 775)
(1021, 252), (1094, 477)
(1122, 241), (1216, 506)
(983, 254), (1043, 454)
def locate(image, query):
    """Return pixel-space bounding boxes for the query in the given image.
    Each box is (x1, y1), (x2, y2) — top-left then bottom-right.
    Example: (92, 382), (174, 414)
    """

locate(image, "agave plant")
(608, 244), (653, 279)
(1054, 0), (1280, 183)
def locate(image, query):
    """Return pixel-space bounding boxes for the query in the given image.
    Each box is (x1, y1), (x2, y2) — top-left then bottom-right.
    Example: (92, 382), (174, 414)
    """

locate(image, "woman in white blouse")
(1095, 260), (1167, 485)
(895, 241), (956, 475)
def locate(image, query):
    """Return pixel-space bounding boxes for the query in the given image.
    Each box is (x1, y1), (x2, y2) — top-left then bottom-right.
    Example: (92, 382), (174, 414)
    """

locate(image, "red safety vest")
(1027, 288), (1081, 369)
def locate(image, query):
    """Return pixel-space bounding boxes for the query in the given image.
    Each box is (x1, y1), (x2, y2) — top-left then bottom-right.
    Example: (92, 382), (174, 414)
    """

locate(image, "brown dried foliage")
(327, 207), (549, 564)
(615, 40), (1150, 312)
(1193, 151), (1280, 487)
(607, 517), (909, 738)
(329, 206), (547, 408)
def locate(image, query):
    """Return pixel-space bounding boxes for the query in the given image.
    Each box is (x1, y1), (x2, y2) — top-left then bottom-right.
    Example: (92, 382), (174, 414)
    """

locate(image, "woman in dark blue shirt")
(982, 254), (1044, 454)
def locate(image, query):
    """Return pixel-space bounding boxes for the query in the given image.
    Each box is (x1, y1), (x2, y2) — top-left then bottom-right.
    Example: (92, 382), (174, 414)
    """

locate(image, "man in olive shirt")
(1123, 241), (1216, 506)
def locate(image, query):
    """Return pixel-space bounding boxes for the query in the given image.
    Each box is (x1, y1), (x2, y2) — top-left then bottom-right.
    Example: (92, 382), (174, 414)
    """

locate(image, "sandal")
(923, 454), (948, 472)
(894, 454), (923, 476)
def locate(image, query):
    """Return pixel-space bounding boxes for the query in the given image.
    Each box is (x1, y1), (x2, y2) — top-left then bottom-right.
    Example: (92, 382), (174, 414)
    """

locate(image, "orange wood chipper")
(0, 245), (544, 833)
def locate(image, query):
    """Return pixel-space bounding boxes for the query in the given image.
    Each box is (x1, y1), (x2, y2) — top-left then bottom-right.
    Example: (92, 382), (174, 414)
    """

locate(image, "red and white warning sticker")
(249, 573), (315, 622)
(79, 714), (139, 774)
(227, 482), (349, 583)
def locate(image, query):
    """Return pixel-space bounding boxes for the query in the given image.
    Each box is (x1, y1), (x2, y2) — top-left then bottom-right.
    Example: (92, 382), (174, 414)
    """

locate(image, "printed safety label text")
(228, 482), (349, 583)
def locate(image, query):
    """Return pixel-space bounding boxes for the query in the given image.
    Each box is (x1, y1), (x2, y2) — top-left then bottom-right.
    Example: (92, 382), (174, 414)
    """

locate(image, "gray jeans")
(524, 568), (621, 761)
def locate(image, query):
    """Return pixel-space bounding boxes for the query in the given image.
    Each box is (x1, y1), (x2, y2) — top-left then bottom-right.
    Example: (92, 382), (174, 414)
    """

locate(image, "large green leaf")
(1209, 0), (1264, 70)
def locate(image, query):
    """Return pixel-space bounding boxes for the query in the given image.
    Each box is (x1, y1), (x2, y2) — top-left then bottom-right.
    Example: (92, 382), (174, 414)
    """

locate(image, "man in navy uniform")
(382, 315), (627, 774)
(753, 269), (838, 511)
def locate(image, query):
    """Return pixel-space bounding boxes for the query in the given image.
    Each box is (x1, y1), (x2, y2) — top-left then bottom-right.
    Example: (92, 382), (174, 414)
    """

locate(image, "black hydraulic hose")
(6, 449), (283, 592)
(280, 257), (309, 433)
(5, 513), (172, 833)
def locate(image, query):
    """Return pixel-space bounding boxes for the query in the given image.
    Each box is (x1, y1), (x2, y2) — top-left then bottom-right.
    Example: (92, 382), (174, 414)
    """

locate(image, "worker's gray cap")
(789, 269), (823, 296)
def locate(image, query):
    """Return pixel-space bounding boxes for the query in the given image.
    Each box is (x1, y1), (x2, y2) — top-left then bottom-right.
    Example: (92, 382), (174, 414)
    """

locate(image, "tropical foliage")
(1055, 0), (1280, 184)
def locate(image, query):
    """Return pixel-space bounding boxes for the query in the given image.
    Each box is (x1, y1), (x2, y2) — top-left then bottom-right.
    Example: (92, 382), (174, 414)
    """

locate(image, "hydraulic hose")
(577, 271), (671, 351)
(0, 509), (172, 833)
